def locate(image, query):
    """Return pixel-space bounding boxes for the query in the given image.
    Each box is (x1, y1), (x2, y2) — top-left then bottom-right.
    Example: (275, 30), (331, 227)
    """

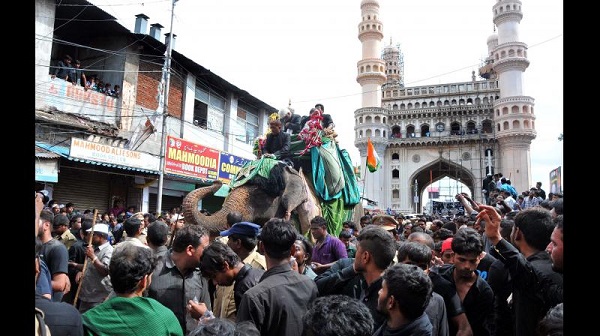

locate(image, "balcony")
(35, 77), (119, 125)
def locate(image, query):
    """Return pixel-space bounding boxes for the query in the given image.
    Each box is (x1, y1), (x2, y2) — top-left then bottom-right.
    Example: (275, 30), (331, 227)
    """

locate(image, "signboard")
(549, 166), (562, 195)
(218, 152), (251, 183)
(69, 138), (160, 171)
(35, 159), (59, 183)
(164, 135), (220, 180)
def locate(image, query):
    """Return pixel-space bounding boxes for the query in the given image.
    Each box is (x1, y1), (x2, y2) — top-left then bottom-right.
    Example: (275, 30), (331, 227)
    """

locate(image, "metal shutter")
(52, 166), (111, 214)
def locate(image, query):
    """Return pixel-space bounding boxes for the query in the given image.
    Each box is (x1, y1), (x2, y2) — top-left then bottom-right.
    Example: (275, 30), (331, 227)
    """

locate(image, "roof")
(35, 107), (122, 138)
(35, 145), (61, 159)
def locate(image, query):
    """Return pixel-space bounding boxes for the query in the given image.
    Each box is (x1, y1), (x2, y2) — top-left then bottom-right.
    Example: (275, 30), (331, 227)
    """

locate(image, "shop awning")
(35, 141), (160, 175)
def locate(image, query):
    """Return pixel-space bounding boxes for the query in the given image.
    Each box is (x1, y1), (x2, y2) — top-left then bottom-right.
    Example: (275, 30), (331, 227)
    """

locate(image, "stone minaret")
(354, 0), (388, 208)
(490, 0), (535, 193)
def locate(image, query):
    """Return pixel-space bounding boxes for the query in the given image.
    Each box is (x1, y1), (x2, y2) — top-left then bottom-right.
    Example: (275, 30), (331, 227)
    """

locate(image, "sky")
(89, 0), (563, 195)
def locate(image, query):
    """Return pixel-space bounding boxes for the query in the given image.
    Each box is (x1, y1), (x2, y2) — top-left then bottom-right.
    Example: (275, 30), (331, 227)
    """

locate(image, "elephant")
(182, 162), (321, 236)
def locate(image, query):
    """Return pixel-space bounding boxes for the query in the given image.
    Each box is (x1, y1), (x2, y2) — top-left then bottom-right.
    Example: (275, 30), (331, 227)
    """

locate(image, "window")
(236, 106), (259, 144)
(193, 100), (208, 128)
(195, 86), (225, 133)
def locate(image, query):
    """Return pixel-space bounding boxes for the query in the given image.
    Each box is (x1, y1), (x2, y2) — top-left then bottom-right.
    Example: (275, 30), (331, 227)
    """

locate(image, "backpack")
(35, 307), (52, 336)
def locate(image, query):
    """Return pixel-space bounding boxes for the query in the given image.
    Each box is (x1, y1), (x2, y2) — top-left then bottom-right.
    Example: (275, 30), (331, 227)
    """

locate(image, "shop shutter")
(52, 166), (111, 214)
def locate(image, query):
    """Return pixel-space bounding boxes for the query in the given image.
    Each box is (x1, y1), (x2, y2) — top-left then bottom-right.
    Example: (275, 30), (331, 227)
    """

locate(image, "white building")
(354, 0), (535, 214)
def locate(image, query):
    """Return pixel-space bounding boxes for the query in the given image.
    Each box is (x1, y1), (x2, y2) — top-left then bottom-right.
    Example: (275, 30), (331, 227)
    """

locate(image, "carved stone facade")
(354, 0), (534, 214)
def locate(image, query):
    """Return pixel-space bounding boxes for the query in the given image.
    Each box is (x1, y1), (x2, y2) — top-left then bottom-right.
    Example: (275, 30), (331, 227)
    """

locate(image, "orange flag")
(366, 138), (380, 173)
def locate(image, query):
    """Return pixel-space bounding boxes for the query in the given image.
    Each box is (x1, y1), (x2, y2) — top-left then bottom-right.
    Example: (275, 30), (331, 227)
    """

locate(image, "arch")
(523, 105), (529, 113)
(450, 121), (461, 135)
(359, 116), (363, 123)
(444, 100), (450, 106)
(524, 120), (531, 128)
(420, 124), (430, 137)
(374, 116), (381, 123)
(406, 125), (416, 138)
(502, 121), (509, 130)
(511, 105), (519, 114)
(383, 117), (386, 123)
(415, 102), (421, 109)
(391, 153), (400, 160)
(392, 189), (400, 199)
(359, 130), (363, 137)
(375, 129), (381, 137)
(466, 121), (478, 134)
(408, 103), (413, 109)
(365, 116), (372, 123)
(502, 107), (509, 115)
(512, 120), (520, 129)
(392, 169), (399, 178)
(391, 126), (401, 138)
(400, 103), (406, 110)
(429, 101), (435, 107)
(481, 119), (494, 133)
(409, 158), (476, 213)
(393, 103), (398, 110)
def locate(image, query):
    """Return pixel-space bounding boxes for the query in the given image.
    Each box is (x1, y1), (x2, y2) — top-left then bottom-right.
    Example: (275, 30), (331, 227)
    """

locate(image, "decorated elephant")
(182, 161), (321, 236)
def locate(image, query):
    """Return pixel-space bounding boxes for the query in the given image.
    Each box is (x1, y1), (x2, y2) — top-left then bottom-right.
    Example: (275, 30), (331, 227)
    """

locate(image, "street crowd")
(34, 178), (563, 336)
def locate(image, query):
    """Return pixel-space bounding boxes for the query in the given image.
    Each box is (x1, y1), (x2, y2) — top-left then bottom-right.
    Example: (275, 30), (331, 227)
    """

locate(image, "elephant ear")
(248, 162), (287, 197)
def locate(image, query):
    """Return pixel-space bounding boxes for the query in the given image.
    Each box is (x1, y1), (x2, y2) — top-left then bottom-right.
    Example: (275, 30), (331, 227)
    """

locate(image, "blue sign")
(218, 152), (251, 183)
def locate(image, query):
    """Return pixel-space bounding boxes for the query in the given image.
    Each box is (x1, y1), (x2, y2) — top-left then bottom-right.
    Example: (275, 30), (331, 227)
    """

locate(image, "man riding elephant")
(262, 119), (291, 161)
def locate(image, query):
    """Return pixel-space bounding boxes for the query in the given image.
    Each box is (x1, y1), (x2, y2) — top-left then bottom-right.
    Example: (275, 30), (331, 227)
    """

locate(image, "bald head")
(407, 231), (435, 250)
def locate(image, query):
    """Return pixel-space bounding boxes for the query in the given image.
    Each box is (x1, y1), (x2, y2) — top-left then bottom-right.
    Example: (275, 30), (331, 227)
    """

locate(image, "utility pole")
(156, 0), (178, 215)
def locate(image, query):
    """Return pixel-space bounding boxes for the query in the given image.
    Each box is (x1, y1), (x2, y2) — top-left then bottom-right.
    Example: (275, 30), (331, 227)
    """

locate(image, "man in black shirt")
(236, 218), (318, 336)
(314, 226), (396, 331)
(263, 119), (291, 160)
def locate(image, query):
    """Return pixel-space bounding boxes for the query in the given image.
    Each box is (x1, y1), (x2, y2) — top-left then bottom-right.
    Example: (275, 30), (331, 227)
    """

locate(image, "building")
(354, 0), (535, 214)
(35, 0), (277, 215)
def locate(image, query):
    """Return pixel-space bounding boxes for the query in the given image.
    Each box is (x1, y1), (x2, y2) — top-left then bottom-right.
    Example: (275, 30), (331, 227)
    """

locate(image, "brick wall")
(137, 60), (184, 118)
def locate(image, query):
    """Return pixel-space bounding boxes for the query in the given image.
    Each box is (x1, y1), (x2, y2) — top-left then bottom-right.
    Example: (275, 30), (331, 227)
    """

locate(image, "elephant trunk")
(182, 181), (230, 235)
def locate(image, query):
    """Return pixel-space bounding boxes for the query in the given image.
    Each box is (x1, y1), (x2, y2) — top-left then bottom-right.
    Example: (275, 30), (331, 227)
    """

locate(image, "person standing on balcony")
(51, 54), (73, 81)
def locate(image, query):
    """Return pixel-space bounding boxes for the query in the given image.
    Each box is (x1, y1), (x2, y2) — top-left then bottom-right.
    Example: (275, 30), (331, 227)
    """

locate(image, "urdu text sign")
(164, 136), (220, 180)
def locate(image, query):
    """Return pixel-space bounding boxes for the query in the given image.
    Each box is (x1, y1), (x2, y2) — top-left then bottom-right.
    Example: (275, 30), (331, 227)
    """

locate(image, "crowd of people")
(34, 184), (563, 335)
(50, 54), (121, 98)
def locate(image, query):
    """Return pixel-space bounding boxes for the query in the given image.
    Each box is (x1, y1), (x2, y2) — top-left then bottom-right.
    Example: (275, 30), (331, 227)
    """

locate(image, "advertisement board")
(164, 136), (220, 180)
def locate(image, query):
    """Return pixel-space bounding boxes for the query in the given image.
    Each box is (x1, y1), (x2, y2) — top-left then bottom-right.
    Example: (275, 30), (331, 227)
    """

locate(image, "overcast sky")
(89, 0), (563, 191)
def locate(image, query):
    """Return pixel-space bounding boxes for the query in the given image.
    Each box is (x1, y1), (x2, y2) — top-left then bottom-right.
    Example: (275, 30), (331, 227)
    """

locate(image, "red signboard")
(164, 136), (220, 180)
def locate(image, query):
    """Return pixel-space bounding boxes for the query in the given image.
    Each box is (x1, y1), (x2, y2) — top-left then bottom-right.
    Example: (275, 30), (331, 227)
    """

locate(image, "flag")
(366, 138), (380, 173)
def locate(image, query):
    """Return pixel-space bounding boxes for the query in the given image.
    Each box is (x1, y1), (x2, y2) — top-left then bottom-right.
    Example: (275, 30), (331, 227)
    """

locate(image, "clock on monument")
(436, 123), (445, 132)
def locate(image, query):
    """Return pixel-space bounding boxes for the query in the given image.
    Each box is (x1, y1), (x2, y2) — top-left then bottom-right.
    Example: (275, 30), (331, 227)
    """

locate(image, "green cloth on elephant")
(310, 138), (345, 201)
(230, 156), (280, 189)
(338, 148), (361, 206)
(82, 296), (184, 336)
(320, 198), (346, 238)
